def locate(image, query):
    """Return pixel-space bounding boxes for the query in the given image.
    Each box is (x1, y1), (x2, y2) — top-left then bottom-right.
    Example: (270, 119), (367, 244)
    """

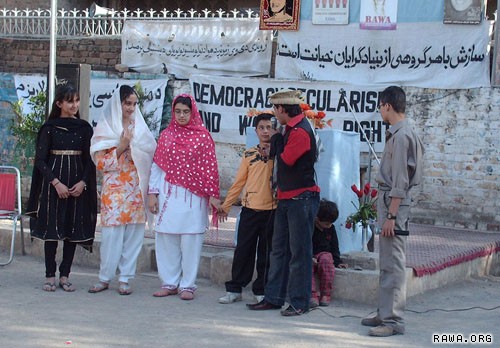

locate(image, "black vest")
(277, 117), (317, 192)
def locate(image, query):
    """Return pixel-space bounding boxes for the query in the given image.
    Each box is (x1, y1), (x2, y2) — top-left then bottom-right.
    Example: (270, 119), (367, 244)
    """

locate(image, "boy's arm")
(221, 153), (249, 214)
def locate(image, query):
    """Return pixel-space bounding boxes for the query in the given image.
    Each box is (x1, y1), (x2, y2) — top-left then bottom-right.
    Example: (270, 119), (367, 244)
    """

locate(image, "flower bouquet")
(299, 103), (333, 129)
(345, 183), (378, 232)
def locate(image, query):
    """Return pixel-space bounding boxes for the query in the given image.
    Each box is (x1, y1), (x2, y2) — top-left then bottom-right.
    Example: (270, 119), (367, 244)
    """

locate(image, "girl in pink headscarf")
(148, 94), (221, 300)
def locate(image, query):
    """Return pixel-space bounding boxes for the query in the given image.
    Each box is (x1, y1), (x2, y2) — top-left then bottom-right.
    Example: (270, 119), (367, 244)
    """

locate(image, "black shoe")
(246, 300), (281, 310)
(280, 305), (308, 316)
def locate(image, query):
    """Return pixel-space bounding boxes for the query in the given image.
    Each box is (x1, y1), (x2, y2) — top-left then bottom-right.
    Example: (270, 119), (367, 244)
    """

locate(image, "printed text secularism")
(192, 83), (380, 113)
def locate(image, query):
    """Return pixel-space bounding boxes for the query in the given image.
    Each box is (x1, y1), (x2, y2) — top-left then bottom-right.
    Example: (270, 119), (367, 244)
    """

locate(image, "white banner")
(276, 21), (490, 88)
(13, 75), (167, 137)
(89, 79), (167, 136)
(13, 74), (47, 116)
(190, 74), (388, 151)
(121, 19), (273, 79)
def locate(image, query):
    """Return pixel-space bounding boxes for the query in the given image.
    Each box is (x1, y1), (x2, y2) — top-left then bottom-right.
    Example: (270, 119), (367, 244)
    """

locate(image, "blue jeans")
(264, 191), (320, 310)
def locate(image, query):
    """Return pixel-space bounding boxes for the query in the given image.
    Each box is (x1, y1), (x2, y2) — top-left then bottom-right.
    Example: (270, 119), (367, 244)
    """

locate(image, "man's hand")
(381, 218), (396, 237)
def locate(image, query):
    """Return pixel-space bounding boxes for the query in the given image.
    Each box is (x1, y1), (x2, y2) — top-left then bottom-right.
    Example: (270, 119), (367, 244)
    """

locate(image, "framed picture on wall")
(312, 0), (350, 25)
(443, 0), (482, 24)
(260, 0), (301, 31)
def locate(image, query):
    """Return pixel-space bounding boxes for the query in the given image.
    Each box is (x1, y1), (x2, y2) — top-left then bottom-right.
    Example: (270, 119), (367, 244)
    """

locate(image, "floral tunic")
(95, 147), (146, 227)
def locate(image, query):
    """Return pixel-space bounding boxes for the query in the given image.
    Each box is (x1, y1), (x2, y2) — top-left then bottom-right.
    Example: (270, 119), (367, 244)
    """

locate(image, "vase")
(361, 225), (368, 252)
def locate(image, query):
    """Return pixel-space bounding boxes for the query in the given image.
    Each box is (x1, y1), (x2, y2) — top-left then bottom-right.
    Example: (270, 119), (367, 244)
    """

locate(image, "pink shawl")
(153, 94), (220, 201)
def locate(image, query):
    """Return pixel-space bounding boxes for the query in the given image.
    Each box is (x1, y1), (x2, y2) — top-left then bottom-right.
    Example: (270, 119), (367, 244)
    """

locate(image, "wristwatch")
(387, 212), (397, 220)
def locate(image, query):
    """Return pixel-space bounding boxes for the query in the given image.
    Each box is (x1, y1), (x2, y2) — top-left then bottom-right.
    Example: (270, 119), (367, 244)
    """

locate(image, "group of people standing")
(27, 84), (221, 300)
(26, 84), (423, 337)
(217, 86), (423, 338)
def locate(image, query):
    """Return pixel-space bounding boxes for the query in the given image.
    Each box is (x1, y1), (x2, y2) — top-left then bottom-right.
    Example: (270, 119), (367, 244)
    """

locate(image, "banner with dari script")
(121, 19), (272, 79)
(13, 75), (167, 137)
(275, 20), (490, 88)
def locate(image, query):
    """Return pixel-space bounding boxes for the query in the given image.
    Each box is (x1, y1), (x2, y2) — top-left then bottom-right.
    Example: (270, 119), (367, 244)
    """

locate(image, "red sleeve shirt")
(277, 114), (320, 200)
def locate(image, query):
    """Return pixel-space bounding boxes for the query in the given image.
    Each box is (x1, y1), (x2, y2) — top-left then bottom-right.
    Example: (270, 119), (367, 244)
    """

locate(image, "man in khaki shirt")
(362, 86), (424, 337)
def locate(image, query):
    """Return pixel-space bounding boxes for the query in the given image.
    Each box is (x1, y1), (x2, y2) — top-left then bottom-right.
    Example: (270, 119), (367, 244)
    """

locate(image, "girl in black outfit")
(27, 85), (97, 292)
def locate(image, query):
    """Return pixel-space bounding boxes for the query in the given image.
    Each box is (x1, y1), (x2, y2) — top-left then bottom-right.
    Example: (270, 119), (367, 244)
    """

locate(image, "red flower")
(364, 183), (371, 195)
(351, 184), (363, 198)
(371, 189), (378, 198)
(300, 103), (311, 111)
(317, 111), (326, 119)
(304, 110), (316, 118)
(345, 221), (352, 229)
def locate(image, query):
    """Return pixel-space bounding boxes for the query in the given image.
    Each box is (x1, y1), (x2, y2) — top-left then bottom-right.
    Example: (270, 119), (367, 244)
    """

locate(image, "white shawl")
(90, 87), (157, 227)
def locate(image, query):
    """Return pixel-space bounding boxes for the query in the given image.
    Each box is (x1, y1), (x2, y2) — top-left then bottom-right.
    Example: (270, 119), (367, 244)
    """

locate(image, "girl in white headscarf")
(88, 85), (156, 295)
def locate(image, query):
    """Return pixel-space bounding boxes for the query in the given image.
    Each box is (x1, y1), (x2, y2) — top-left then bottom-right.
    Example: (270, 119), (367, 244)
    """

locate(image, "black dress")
(26, 118), (97, 247)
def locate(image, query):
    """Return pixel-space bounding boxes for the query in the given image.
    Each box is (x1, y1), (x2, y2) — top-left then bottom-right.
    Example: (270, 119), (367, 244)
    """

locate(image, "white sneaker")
(254, 295), (265, 303)
(218, 292), (242, 304)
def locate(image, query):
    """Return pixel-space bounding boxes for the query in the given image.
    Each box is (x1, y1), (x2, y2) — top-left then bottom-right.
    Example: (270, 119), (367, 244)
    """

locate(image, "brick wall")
(406, 87), (500, 231)
(0, 38), (121, 74)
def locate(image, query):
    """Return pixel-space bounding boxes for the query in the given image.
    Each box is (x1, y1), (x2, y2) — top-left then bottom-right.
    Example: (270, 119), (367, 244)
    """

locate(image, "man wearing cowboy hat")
(247, 89), (320, 316)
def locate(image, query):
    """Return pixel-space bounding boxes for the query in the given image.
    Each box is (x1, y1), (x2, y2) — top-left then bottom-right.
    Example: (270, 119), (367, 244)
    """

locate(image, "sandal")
(59, 281), (75, 292)
(179, 289), (195, 301)
(88, 282), (109, 293)
(118, 282), (132, 296)
(43, 282), (56, 292)
(153, 286), (178, 297)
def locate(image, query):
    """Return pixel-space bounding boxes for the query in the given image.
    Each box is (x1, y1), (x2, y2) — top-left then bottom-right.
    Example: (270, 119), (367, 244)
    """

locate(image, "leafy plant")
(133, 82), (159, 137)
(10, 90), (46, 151)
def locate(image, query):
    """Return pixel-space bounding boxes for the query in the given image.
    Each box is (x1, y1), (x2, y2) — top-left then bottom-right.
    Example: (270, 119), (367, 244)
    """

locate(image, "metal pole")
(339, 89), (380, 165)
(48, 0), (57, 113)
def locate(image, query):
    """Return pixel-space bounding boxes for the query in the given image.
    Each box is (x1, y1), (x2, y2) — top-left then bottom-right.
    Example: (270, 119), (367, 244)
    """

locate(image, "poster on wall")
(312, 0), (349, 25)
(359, 0), (398, 30)
(260, 0), (301, 30)
(443, 0), (482, 24)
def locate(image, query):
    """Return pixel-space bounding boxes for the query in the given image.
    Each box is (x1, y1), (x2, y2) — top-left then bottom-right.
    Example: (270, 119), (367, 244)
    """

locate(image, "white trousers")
(155, 233), (204, 291)
(99, 223), (145, 283)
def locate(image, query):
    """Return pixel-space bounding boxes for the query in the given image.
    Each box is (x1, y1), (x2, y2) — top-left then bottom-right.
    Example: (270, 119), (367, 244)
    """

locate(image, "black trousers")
(44, 241), (77, 278)
(225, 207), (275, 295)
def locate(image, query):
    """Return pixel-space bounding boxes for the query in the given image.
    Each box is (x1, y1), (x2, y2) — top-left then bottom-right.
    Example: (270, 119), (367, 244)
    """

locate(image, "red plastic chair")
(0, 165), (25, 266)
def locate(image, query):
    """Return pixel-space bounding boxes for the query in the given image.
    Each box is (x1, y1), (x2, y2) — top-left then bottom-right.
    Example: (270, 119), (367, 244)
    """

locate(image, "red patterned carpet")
(206, 207), (500, 278)
(398, 224), (500, 277)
